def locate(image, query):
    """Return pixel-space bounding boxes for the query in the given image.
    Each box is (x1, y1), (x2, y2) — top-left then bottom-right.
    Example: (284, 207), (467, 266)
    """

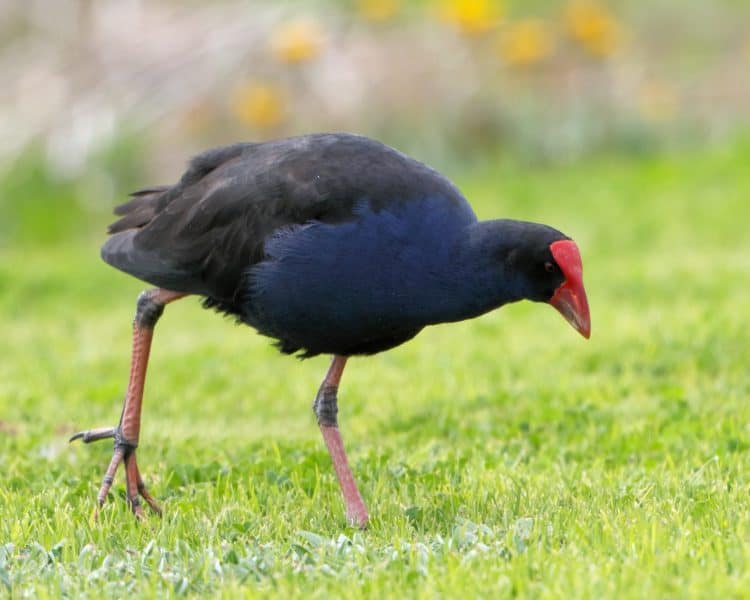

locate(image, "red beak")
(548, 240), (591, 339)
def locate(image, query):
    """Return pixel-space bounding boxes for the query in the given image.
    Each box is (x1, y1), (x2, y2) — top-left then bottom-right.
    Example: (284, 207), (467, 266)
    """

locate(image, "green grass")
(1, 139), (749, 598)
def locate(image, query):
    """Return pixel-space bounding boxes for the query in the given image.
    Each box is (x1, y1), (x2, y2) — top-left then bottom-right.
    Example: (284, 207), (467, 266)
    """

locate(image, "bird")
(71, 132), (590, 527)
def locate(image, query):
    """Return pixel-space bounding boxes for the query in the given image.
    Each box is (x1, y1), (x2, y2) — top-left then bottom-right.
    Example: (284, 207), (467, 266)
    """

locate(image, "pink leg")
(71, 288), (186, 517)
(314, 356), (369, 528)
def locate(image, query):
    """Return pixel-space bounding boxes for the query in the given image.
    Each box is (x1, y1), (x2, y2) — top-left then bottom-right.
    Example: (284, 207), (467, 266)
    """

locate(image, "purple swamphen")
(71, 133), (590, 527)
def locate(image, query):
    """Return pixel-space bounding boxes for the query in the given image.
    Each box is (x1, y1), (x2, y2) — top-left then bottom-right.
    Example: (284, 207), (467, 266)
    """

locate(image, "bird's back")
(102, 133), (469, 302)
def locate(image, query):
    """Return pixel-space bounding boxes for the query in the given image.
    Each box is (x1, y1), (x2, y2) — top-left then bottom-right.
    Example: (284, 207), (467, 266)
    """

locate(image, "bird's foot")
(346, 503), (369, 529)
(70, 426), (162, 518)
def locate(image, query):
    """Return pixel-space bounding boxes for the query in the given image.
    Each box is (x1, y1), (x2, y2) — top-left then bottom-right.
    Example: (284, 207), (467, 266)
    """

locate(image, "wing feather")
(101, 133), (466, 301)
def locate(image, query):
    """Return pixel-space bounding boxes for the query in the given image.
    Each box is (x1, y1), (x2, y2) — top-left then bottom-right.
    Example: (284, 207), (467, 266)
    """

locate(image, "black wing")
(101, 133), (465, 302)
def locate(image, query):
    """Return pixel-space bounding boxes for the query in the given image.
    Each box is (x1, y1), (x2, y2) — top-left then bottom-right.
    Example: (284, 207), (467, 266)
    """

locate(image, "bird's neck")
(418, 220), (528, 325)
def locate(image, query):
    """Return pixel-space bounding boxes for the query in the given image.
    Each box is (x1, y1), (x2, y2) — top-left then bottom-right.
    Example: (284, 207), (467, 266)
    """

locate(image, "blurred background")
(0, 0), (748, 246)
(3, 4), (750, 595)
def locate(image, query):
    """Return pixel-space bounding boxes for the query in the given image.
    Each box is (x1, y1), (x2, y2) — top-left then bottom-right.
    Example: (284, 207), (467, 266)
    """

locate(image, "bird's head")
(492, 222), (591, 339)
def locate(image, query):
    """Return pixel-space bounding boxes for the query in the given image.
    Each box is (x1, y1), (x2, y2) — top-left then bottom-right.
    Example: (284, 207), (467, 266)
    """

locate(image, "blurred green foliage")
(0, 135), (148, 247)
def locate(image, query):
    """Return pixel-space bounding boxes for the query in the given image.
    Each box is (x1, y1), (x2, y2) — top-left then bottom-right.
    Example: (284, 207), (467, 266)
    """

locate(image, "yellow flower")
(270, 19), (325, 64)
(637, 80), (679, 122)
(497, 19), (554, 66)
(565, 1), (622, 57)
(441, 0), (502, 36)
(231, 82), (285, 129)
(358, 0), (400, 22)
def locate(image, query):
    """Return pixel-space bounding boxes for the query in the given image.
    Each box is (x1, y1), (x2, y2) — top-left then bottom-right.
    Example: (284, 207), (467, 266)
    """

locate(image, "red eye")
(544, 261), (555, 273)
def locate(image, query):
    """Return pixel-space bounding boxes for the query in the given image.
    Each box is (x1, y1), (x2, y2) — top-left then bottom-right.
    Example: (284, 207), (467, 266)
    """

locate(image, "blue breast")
(240, 196), (478, 356)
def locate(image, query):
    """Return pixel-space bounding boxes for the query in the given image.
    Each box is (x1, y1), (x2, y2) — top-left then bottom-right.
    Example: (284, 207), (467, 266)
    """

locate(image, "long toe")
(70, 426), (117, 444)
(138, 481), (163, 517)
(124, 450), (162, 518)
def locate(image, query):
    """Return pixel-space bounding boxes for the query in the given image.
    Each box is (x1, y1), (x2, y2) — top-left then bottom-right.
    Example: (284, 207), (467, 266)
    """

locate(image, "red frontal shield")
(549, 240), (591, 338)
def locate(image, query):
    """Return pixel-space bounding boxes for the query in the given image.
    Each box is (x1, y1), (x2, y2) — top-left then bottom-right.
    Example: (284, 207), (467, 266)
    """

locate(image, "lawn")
(1, 139), (749, 598)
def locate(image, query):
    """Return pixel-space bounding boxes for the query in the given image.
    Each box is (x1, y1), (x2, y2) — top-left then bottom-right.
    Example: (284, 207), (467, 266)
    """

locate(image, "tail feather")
(101, 230), (193, 291)
(108, 186), (171, 233)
